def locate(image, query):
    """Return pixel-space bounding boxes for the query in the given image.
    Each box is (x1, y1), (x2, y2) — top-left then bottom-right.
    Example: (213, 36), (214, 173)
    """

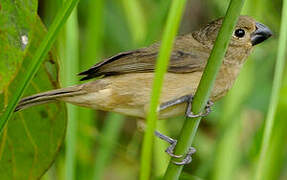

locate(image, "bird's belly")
(66, 71), (235, 119)
(112, 102), (188, 119)
(100, 72), (203, 118)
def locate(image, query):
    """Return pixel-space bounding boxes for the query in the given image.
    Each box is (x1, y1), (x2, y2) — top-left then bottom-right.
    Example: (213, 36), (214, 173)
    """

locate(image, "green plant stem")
(0, 0), (79, 134)
(211, 2), (257, 179)
(163, 0), (245, 179)
(255, 0), (287, 179)
(139, 0), (188, 179)
(64, 8), (79, 180)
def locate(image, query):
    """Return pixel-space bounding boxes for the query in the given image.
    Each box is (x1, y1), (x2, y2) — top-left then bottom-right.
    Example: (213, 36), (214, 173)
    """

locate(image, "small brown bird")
(16, 16), (271, 117)
(16, 16), (272, 164)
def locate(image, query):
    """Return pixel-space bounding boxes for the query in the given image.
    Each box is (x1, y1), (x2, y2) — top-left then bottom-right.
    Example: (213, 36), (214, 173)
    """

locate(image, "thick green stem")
(255, 0), (287, 179)
(0, 0), (79, 133)
(163, 0), (245, 179)
(139, 0), (187, 179)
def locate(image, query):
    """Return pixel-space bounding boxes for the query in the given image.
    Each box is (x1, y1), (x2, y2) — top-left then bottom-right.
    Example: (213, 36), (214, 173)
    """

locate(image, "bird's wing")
(79, 37), (208, 81)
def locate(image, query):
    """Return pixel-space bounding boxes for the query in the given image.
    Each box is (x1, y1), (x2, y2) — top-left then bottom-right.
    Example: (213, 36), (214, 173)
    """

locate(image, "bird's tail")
(15, 85), (85, 112)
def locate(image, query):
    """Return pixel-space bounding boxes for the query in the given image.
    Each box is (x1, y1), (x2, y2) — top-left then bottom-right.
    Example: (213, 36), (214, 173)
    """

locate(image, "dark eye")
(234, 29), (245, 38)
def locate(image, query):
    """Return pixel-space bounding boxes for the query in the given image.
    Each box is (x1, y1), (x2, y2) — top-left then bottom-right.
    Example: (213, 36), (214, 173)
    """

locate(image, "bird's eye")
(234, 29), (245, 38)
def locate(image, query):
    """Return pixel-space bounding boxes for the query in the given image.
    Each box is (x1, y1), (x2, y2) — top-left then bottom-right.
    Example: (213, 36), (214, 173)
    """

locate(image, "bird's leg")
(154, 131), (181, 158)
(159, 95), (190, 111)
(155, 95), (213, 165)
(159, 94), (213, 118)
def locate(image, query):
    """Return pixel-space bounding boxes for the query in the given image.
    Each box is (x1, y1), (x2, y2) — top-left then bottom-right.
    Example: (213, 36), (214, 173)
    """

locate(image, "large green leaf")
(0, 0), (38, 90)
(0, 1), (66, 179)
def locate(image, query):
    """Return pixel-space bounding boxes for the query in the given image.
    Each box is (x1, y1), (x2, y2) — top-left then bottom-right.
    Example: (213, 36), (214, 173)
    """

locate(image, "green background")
(1, 0), (286, 179)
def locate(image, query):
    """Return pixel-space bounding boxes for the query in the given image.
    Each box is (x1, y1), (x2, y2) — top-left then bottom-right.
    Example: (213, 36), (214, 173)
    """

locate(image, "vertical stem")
(163, 0), (245, 179)
(211, 1), (257, 178)
(140, 0), (188, 179)
(64, 9), (79, 180)
(255, 0), (287, 179)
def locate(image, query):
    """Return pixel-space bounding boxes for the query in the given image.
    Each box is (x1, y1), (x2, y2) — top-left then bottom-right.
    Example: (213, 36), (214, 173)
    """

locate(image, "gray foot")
(185, 97), (213, 118)
(156, 95), (213, 165)
(154, 131), (196, 165)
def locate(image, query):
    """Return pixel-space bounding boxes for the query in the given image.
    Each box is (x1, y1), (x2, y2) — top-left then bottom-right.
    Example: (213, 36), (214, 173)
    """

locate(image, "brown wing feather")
(79, 35), (208, 81)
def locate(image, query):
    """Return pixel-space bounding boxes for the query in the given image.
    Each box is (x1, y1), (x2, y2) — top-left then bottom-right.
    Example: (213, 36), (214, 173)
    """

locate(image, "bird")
(15, 15), (272, 165)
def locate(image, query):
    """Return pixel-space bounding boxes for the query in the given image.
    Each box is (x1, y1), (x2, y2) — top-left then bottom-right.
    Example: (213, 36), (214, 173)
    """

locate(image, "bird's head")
(193, 15), (272, 63)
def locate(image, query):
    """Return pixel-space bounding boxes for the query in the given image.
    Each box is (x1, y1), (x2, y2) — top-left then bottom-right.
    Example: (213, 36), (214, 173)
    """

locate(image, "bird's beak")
(251, 22), (272, 46)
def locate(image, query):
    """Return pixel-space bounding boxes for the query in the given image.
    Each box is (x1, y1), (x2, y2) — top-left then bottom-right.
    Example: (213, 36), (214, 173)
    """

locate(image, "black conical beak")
(251, 22), (272, 46)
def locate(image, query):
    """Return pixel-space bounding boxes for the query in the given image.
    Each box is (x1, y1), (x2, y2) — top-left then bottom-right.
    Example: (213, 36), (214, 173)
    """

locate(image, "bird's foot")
(154, 131), (196, 165)
(185, 97), (213, 118)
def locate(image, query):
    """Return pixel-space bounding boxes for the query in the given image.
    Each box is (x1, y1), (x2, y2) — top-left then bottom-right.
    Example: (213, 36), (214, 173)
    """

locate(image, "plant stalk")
(163, 0), (245, 179)
(140, 0), (188, 179)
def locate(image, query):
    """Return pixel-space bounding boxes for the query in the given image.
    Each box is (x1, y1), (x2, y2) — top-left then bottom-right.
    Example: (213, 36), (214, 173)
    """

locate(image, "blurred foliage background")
(36, 0), (285, 179)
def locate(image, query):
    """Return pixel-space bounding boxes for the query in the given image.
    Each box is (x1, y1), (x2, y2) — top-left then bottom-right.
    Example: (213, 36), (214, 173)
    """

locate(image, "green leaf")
(0, 0), (37, 90)
(0, 0), (79, 133)
(0, 3), (67, 179)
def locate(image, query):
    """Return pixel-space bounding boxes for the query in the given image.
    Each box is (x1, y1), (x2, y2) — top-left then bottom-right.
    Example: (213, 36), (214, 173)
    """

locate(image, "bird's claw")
(172, 147), (196, 165)
(154, 131), (196, 165)
(165, 139), (182, 158)
(186, 98), (213, 118)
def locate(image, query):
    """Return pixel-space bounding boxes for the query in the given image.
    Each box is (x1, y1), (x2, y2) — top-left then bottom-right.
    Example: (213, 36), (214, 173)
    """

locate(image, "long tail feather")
(15, 85), (84, 111)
